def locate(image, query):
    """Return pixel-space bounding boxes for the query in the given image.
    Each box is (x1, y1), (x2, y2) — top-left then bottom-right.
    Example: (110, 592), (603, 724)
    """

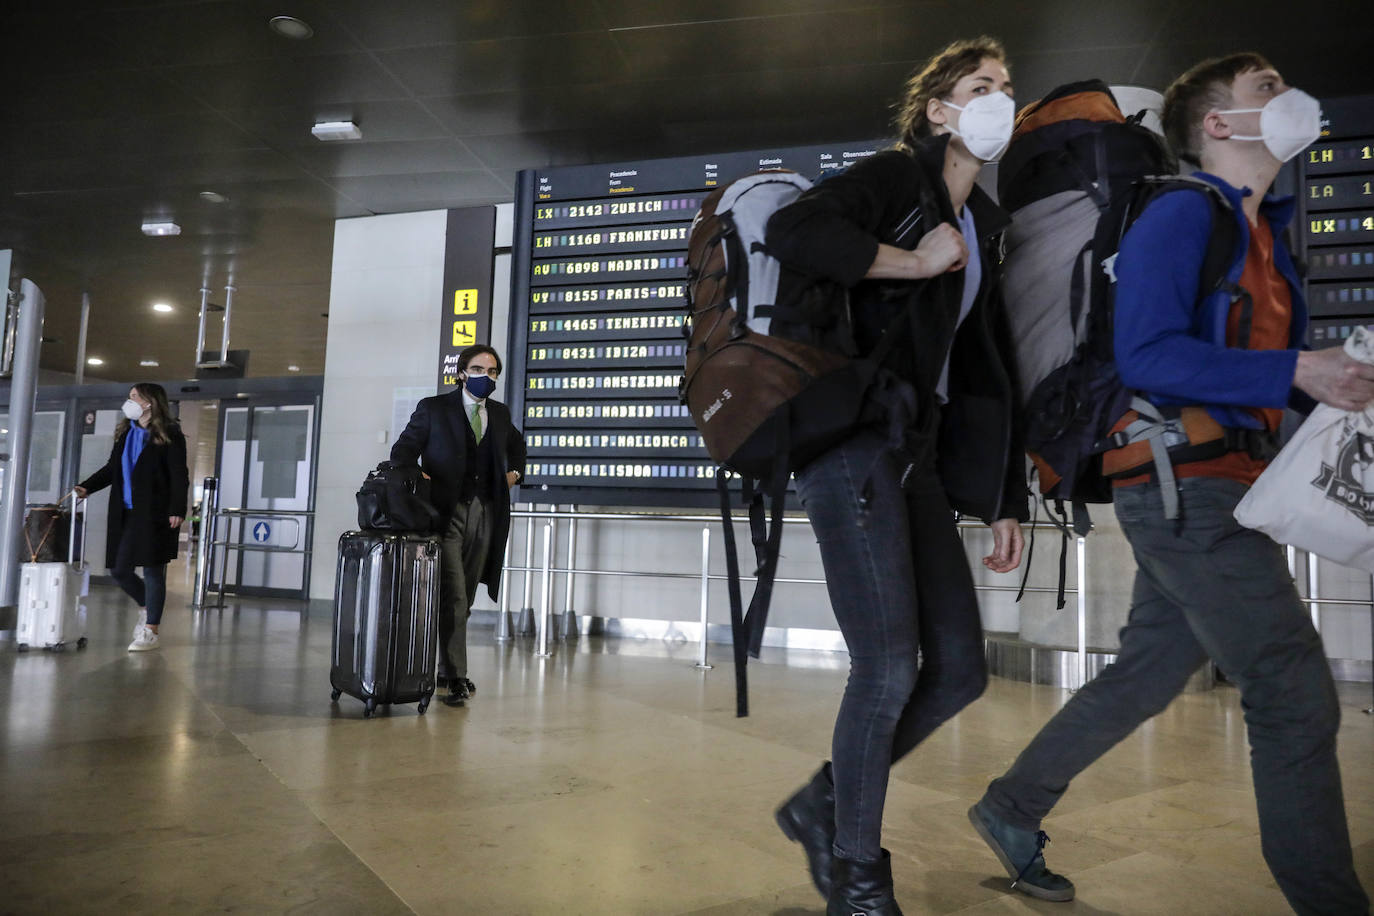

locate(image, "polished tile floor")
(1, 563), (1371, 915)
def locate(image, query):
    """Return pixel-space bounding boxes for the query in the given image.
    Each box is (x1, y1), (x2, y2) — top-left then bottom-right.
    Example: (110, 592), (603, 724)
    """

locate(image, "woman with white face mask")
(764, 37), (1027, 916)
(75, 383), (190, 651)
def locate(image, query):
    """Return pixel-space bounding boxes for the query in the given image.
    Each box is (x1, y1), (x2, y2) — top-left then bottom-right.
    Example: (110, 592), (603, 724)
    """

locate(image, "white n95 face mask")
(121, 399), (143, 421)
(1218, 87), (1322, 163)
(942, 91), (1015, 162)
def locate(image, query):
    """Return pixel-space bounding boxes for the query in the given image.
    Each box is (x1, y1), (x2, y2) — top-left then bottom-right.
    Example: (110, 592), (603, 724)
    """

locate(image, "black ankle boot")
(827, 850), (904, 916)
(774, 761), (835, 899)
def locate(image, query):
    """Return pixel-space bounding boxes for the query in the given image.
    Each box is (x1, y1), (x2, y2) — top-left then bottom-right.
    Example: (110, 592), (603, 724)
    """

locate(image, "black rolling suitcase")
(329, 531), (442, 717)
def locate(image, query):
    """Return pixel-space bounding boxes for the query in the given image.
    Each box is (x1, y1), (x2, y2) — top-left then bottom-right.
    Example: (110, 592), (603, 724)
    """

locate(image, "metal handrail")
(216, 508), (316, 518)
(196, 502), (315, 608)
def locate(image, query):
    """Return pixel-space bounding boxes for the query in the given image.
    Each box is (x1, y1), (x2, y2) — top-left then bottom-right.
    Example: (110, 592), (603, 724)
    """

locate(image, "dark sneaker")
(968, 800), (1075, 902)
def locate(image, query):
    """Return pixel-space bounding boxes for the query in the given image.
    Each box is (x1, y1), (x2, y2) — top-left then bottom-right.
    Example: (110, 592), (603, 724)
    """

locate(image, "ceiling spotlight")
(87, 357), (104, 366)
(311, 120), (362, 141)
(141, 220), (181, 237)
(199, 190), (228, 204)
(287, 364), (301, 372)
(140, 359), (160, 367)
(152, 302), (174, 313)
(268, 16), (314, 40)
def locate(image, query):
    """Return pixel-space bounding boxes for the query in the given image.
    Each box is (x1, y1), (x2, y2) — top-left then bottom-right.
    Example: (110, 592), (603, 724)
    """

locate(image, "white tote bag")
(1234, 327), (1374, 572)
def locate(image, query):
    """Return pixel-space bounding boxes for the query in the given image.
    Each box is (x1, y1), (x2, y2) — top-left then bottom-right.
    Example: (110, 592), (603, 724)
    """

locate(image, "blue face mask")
(464, 374), (496, 399)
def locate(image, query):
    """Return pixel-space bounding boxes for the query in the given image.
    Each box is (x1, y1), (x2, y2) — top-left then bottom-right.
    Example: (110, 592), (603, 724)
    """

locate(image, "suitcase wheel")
(77, 638), (87, 650)
(16, 643), (29, 653)
(418, 696), (431, 715)
(363, 698), (377, 718)
(330, 688), (342, 702)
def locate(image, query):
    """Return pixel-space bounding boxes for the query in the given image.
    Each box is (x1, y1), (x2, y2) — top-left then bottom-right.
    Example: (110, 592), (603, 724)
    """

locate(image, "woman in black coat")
(75, 383), (189, 652)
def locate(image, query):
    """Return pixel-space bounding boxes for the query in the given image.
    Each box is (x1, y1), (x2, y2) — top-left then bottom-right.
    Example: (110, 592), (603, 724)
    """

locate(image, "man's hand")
(72, 486), (87, 499)
(506, 471), (520, 488)
(169, 516), (183, 529)
(983, 519), (1024, 574)
(1295, 348), (1374, 411)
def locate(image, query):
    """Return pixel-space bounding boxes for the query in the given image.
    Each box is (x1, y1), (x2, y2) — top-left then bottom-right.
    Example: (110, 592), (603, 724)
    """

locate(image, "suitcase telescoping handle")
(67, 488), (84, 566)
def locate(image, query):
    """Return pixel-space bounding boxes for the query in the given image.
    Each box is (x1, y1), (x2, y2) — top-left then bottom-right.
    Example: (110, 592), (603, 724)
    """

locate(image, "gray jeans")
(982, 477), (1367, 916)
(438, 496), (491, 681)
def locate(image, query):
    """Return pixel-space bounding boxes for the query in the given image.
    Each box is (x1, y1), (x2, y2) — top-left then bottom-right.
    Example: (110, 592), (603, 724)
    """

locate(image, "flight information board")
(509, 140), (886, 507)
(1303, 96), (1374, 349)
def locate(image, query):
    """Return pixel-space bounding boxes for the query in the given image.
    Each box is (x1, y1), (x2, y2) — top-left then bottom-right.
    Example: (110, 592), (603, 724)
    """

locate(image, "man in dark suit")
(391, 344), (526, 707)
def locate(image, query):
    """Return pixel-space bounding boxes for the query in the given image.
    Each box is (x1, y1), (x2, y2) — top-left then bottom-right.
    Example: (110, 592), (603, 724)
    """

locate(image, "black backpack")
(356, 462), (440, 534)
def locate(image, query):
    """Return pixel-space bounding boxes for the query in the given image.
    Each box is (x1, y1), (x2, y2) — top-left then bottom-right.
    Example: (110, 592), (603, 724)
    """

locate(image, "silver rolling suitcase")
(16, 493), (88, 652)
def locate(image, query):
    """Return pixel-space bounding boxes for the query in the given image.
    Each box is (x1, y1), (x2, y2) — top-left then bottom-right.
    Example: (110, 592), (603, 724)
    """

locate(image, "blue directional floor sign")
(252, 522), (271, 543)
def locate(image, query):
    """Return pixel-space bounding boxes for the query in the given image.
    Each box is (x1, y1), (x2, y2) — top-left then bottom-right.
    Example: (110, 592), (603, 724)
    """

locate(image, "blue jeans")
(796, 430), (988, 862)
(111, 522), (167, 626)
(982, 478), (1367, 916)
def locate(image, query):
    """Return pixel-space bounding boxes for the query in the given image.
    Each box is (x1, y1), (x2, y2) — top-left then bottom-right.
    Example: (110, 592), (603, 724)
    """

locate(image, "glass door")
(209, 398), (318, 599)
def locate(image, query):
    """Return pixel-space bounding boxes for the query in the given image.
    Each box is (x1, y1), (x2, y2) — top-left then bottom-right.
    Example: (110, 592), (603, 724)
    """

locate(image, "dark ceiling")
(2, 0), (1371, 383)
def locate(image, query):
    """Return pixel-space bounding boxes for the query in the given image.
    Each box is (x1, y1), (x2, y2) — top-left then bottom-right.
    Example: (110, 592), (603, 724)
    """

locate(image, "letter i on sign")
(452, 288), (478, 347)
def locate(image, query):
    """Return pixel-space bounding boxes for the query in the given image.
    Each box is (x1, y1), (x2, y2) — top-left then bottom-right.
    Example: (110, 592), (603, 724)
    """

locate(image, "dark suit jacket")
(79, 423), (190, 568)
(390, 391), (526, 600)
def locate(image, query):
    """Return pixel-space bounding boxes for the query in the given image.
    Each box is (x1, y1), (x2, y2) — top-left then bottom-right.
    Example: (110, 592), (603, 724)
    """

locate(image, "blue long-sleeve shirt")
(1112, 172), (1308, 430)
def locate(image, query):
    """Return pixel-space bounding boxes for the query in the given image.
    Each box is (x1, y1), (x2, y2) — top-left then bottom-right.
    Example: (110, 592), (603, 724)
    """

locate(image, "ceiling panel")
(288, 138), (483, 179)
(218, 99), (450, 149)
(611, 10), (885, 81)
(168, 52), (409, 111)
(327, 0), (606, 49)
(86, 0), (361, 68)
(377, 34), (631, 97)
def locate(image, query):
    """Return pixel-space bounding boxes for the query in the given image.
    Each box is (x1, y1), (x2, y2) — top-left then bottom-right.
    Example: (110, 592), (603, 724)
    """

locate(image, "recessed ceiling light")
(199, 190), (227, 204)
(141, 220), (181, 237)
(268, 16), (314, 40)
(152, 302), (174, 313)
(287, 364), (301, 372)
(311, 120), (362, 141)
(140, 359), (160, 367)
(87, 357), (104, 366)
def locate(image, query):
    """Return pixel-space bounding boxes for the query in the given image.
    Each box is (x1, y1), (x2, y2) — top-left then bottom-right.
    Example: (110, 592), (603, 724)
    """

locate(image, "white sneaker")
(128, 626), (159, 652)
(132, 609), (146, 641)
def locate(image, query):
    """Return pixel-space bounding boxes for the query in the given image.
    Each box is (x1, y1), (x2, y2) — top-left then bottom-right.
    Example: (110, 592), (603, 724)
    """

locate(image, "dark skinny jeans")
(795, 430), (988, 862)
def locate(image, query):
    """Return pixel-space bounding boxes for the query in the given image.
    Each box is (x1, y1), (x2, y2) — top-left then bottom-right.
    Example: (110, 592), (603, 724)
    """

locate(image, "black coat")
(390, 392), (527, 600)
(79, 423), (190, 568)
(765, 135), (1028, 523)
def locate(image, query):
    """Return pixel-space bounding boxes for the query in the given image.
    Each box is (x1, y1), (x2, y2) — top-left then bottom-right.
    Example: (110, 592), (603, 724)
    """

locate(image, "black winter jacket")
(79, 423), (190, 568)
(765, 135), (1029, 522)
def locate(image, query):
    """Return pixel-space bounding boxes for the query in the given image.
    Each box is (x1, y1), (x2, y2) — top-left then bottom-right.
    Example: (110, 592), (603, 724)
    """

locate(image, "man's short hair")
(458, 344), (502, 375)
(1162, 52), (1274, 165)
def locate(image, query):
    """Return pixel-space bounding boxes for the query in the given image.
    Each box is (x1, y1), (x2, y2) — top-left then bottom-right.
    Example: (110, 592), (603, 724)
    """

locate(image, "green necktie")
(469, 402), (483, 441)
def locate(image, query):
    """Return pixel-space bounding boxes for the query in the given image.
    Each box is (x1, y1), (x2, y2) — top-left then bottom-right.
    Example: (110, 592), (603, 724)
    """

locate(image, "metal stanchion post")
(559, 508), (578, 640)
(1076, 536), (1088, 690)
(495, 526), (514, 640)
(694, 527), (713, 670)
(535, 522), (554, 658)
(1286, 544), (1297, 579)
(192, 477), (218, 608)
(517, 507), (537, 636)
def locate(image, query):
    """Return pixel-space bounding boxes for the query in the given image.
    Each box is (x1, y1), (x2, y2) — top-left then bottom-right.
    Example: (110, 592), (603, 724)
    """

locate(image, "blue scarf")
(121, 424), (149, 509)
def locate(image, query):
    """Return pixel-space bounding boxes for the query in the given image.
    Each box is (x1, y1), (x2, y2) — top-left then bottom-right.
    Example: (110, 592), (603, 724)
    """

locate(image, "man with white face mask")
(969, 55), (1370, 914)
